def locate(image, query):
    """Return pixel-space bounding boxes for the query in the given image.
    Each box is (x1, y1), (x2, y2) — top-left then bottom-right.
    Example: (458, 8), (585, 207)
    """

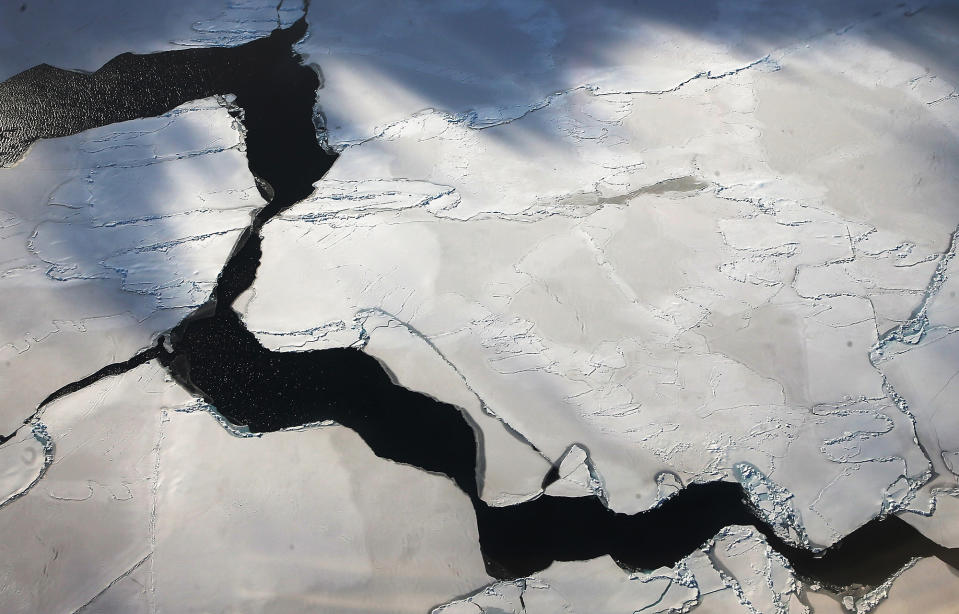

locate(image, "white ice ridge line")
(927, 91), (958, 105)
(90, 206), (258, 229)
(147, 409), (167, 614)
(75, 144), (238, 168)
(592, 55), (774, 97)
(32, 225), (249, 286)
(595, 0), (930, 99)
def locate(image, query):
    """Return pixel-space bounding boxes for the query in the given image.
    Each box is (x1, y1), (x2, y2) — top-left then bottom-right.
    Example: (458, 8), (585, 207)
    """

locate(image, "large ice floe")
(249, 0), (959, 533)
(2, 0), (959, 612)
(0, 362), (491, 614)
(242, 0), (959, 611)
(0, 97), (263, 440)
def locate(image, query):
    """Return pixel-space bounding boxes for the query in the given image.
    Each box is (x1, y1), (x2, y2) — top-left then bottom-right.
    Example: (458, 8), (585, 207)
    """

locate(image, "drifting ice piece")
(543, 443), (606, 500)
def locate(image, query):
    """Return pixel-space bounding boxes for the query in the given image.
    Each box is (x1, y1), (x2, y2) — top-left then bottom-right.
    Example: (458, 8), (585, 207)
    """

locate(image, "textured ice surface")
(880, 231), (959, 546)
(804, 556), (959, 614)
(298, 1), (948, 150)
(239, 0), (959, 573)
(0, 363), (187, 613)
(0, 363), (491, 613)
(0, 97), (264, 435)
(433, 556), (699, 614)
(3, 1), (959, 612)
(433, 526), (814, 614)
(153, 398), (490, 613)
(0, 0), (306, 81)
(359, 313), (550, 506)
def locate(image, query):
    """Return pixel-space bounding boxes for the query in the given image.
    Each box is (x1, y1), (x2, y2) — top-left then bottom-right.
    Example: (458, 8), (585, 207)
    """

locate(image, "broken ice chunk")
(543, 443), (606, 501)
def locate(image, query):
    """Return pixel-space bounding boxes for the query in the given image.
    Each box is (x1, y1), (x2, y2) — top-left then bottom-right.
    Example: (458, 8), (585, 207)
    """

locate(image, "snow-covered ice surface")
(247, 0), (959, 610)
(433, 526), (814, 614)
(2, 0), (959, 612)
(0, 96), (263, 438)
(0, 363), (491, 613)
(249, 0), (959, 537)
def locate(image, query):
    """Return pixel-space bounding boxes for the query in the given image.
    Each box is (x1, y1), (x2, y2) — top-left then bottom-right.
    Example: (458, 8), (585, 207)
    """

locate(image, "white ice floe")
(4, 1), (959, 613)
(433, 526), (812, 614)
(0, 362), (491, 613)
(241, 0), (959, 561)
(0, 97), (264, 435)
(879, 228), (959, 546)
